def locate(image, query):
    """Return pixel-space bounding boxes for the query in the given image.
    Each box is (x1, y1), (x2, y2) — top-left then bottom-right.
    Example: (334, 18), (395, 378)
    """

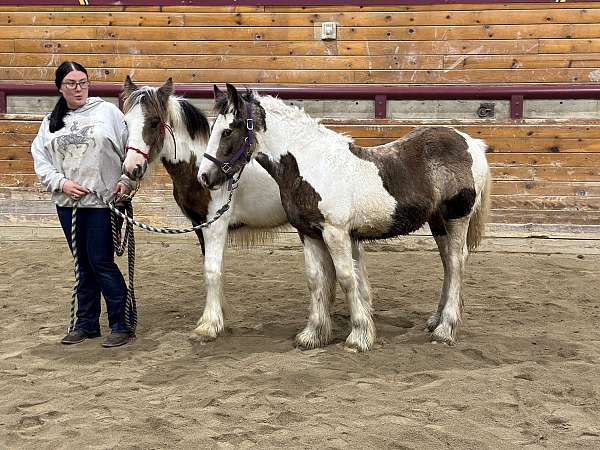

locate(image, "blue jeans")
(57, 206), (128, 334)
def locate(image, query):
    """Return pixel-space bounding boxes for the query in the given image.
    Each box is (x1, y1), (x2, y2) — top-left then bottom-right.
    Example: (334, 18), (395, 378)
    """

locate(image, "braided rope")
(68, 205), (79, 333)
(105, 185), (235, 234)
(111, 202), (137, 334)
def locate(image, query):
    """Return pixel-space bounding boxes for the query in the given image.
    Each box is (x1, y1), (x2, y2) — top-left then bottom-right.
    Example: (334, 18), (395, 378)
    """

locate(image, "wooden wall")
(2, 3), (600, 85)
(1, 2), (600, 233)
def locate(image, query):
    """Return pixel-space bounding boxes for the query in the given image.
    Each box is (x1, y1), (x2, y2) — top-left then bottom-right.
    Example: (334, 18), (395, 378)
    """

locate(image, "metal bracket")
(477, 103), (495, 118)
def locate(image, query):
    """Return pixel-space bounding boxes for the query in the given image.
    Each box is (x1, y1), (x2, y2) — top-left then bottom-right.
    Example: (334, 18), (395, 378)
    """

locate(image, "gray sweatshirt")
(31, 97), (134, 208)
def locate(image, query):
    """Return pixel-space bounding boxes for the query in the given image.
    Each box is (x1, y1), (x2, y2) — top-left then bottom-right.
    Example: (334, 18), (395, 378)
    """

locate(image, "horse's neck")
(261, 108), (347, 162)
(160, 129), (205, 166)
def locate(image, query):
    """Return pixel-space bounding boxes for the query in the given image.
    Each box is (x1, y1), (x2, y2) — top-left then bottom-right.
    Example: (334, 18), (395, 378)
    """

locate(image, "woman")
(31, 61), (135, 348)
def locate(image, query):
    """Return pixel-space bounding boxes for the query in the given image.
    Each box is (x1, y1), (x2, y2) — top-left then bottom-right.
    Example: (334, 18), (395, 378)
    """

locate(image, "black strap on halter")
(203, 103), (254, 177)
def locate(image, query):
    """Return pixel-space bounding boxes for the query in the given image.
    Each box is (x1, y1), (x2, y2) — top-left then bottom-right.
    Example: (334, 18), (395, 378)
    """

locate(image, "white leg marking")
(295, 235), (337, 349)
(323, 227), (375, 352)
(191, 216), (229, 341)
(431, 217), (470, 345)
(428, 233), (449, 332)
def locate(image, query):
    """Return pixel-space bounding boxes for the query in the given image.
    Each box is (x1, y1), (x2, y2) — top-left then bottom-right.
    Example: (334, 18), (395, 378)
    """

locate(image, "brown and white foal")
(199, 84), (491, 351)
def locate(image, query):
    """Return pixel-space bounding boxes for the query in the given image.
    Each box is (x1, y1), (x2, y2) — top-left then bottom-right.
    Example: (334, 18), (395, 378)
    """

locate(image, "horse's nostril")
(201, 173), (209, 185)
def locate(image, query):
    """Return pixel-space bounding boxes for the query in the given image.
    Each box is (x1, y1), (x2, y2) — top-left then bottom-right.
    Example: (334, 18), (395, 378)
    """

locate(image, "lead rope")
(111, 201), (137, 334)
(68, 199), (137, 335)
(68, 205), (80, 333)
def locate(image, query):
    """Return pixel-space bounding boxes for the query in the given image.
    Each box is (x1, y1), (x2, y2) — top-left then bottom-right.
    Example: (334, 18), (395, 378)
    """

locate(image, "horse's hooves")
(189, 332), (217, 343)
(425, 314), (440, 332)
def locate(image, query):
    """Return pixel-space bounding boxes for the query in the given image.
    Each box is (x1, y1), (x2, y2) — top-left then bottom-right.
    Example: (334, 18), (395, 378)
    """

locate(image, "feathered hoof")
(430, 322), (457, 346)
(345, 328), (375, 352)
(425, 313), (441, 332)
(295, 327), (331, 350)
(190, 321), (223, 343)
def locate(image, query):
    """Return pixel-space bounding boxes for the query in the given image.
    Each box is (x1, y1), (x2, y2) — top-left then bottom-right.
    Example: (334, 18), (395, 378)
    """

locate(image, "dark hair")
(49, 61), (88, 133)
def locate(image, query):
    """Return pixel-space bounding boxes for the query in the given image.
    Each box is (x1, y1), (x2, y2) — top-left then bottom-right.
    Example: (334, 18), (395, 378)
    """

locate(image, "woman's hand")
(114, 181), (131, 200)
(62, 180), (89, 201)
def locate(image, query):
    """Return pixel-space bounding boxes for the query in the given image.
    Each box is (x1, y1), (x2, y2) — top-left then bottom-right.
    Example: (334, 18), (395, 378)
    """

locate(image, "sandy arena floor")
(1, 234), (599, 449)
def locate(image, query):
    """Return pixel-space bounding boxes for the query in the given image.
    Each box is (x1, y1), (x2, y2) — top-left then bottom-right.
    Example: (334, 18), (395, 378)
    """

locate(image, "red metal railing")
(2, 82), (600, 120)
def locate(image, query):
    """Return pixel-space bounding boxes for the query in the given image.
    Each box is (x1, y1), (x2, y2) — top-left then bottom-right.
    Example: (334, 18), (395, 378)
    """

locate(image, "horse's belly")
(322, 187), (397, 237)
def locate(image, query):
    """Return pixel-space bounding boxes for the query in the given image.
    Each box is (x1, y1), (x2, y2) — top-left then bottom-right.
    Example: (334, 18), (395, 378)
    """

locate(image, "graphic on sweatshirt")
(51, 121), (96, 159)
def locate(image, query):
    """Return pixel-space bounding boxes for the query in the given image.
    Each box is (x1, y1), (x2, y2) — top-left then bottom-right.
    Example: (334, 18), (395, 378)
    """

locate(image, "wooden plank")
(0, 39), (13, 52)
(485, 138), (600, 153)
(5, 161), (600, 185)
(10, 189), (598, 214)
(540, 39), (600, 54)
(489, 209), (600, 225)
(350, 137), (600, 153)
(492, 166), (600, 183)
(0, 53), (444, 71)
(0, 121), (40, 133)
(1, 67), (595, 84)
(0, 148), (31, 160)
(487, 153), (600, 168)
(5, 9), (600, 28)
(184, 9), (600, 27)
(0, 12), (185, 27)
(14, 120), (599, 139)
(326, 122), (600, 139)
(492, 180), (600, 196)
(3, 23), (595, 42)
(491, 194), (600, 210)
(6, 196), (596, 228)
(13, 38), (540, 57)
(444, 54), (600, 70)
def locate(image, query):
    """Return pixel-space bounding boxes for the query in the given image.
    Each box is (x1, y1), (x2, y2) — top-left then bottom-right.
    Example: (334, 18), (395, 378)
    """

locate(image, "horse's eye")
(223, 128), (232, 137)
(149, 119), (160, 128)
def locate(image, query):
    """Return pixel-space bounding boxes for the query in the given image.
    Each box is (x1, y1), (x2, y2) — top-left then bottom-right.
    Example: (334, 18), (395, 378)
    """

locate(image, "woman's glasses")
(62, 80), (90, 90)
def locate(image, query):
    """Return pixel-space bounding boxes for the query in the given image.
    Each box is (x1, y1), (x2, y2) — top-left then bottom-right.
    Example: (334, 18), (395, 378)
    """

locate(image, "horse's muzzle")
(123, 161), (147, 181)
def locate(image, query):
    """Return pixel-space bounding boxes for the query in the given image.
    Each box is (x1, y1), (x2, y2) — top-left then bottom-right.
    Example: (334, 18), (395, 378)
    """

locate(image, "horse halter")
(125, 120), (177, 160)
(203, 103), (254, 177)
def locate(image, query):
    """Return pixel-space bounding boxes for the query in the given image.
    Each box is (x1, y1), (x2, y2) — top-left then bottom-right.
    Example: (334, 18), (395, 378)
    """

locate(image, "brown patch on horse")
(349, 127), (476, 239)
(161, 154), (211, 251)
(255, 152), (325, 240)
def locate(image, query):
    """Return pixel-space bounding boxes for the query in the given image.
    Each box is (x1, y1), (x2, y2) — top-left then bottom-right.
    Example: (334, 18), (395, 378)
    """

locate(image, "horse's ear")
(157, 77), (174, 104)
(213, 84), (226, 100)
(123, 75), (138, 95)
(226, 83), (243, 114)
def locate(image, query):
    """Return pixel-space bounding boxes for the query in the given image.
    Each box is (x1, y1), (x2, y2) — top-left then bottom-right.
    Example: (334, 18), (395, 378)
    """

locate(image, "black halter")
(203, 103), (254, 177)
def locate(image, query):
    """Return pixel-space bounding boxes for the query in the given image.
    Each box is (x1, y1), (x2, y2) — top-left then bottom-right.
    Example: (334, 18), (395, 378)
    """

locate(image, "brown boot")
(61, 329), (101, 345)
(102, 332), (130, 348)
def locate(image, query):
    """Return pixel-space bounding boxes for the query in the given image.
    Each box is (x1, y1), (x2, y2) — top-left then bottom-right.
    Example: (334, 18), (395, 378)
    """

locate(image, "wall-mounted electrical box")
(321, 22), (337, 40)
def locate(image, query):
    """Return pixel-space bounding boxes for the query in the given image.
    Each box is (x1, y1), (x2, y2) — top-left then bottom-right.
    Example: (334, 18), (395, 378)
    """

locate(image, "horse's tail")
(467, 142), (491, 252)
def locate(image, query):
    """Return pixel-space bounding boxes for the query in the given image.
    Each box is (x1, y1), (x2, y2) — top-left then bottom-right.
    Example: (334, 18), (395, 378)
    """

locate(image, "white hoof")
(345, 322), (375, 352)
(295, 325), (331, 350)
(430, 322), (457, 346)
(191, 319), (223, 342)
(426, 312), (441, 332)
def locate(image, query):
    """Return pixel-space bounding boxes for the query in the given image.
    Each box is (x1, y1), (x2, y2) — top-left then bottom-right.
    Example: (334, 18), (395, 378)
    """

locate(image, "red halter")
(125, 121), (177, 160)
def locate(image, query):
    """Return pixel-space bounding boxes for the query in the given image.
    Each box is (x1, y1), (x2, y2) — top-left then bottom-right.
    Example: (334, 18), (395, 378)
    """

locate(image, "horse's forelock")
(123, 87), (168, 120)
(213, 94), (235, 117)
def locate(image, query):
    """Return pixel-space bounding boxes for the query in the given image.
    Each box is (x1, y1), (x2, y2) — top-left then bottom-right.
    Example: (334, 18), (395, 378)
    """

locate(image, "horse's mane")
(123, 87), (210, 143)
(252, 93), (354, 144)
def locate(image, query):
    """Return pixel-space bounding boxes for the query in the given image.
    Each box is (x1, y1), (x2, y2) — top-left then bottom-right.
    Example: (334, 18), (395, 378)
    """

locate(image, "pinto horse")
(199, 84), (491, 351)
(121, 77), (288, 341)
